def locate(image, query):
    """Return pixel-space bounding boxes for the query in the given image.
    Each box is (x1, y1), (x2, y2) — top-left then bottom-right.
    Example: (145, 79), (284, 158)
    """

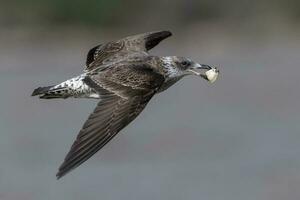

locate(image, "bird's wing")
(85, 30), (172, 71)
(56, 63), (165, 179)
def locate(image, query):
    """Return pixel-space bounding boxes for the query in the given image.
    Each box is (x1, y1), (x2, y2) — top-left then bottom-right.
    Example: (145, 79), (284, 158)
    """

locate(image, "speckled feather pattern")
(49, 74), (100, 99)
(32, 31), (213, 179)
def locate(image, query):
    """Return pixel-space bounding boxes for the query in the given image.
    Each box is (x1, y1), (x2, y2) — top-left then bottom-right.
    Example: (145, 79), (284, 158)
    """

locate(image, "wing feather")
(56, 62), (165, 179)
(56, 93), (154, 179)
(85, 31), (172, 71)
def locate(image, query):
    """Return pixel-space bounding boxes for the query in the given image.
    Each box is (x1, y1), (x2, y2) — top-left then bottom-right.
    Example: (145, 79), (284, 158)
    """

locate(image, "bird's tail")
(32, 75), (95, 99)
(31, 85), (71, 99)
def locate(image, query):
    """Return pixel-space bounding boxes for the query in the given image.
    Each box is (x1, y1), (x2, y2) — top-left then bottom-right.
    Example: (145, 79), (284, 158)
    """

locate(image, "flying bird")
(32, 31), (219, 179)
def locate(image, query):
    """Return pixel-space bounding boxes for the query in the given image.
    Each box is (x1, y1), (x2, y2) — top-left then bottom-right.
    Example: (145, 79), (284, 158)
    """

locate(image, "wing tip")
(145, 30), (172, 50)
(161, 30), (172, 37)
(56, 173), (63, 180)
(149, 30), (172, 36)
(56, 172), (66, 180)
(56, 165), (70, 179)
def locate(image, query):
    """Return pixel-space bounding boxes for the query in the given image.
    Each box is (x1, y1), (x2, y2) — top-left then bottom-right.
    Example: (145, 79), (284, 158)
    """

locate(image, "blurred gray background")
(1, 0), (300, 199)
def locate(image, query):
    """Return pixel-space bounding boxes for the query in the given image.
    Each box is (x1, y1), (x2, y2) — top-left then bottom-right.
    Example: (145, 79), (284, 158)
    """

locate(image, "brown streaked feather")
(144, 31), (172, 50)
(85, 40), (124, 68)
(85, 44), (102, 66)
(87, 60), (165, 98)
(56, 61), (165, 179)
(85, 31), (172, 71)
(56, 92), (155, 179)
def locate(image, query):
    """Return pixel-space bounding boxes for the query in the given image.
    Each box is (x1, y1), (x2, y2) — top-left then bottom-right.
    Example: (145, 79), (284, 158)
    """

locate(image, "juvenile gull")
(32, 31), (219, 179)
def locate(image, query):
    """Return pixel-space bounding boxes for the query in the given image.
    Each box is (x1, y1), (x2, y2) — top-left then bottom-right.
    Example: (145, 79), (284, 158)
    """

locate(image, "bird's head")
(162, 56), (219, 83)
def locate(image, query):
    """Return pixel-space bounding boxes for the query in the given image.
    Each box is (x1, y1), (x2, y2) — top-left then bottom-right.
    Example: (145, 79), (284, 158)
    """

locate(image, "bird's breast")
(158, 77), (182, 93)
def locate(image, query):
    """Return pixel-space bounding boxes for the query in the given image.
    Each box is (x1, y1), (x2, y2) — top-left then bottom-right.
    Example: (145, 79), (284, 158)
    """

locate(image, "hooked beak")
(187, 63), (219, 82)
(188, 63), (212, 76)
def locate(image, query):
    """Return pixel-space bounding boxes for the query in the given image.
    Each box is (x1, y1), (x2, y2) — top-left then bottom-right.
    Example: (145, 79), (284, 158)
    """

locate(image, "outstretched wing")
(85, 30), (172, 71)
(56, 63), (165, 179)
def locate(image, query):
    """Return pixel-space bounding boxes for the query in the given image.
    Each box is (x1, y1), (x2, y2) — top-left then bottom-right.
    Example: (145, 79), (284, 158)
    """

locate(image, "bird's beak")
(188, 63), (212, 76)
(188, 63), (219, 83)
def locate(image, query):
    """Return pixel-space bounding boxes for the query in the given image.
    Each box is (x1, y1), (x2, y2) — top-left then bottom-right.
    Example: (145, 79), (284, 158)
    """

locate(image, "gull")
(32, 31), (219, 179)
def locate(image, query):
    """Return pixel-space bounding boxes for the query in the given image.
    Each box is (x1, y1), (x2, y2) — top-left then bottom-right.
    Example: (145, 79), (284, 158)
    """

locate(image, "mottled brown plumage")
(32, 31), (217, 179)
(56, 58), (165, 178)
(56, 32), (172, 178)
(85, 31), (172, 71)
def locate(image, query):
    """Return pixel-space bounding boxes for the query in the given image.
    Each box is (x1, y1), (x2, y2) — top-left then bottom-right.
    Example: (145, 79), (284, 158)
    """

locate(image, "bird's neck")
(160, 57), (181, 79)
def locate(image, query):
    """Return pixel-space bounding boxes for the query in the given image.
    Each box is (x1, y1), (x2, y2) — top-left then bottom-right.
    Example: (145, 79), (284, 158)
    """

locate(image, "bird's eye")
(181, 61), (190, 66)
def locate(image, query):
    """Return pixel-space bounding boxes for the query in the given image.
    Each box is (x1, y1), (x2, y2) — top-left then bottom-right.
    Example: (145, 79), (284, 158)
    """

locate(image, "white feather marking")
(161, 57), (181, 80)
(53, 74), (101, 99)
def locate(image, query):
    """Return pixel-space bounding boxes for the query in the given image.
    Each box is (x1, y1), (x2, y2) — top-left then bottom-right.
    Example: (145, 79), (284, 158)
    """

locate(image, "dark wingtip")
(56, 164), (74, 180)
(152, 30), (172, 38)
(56, 172), (63, 180)
(56, 166), (67, 179)
(163, 30), (172, 37)
(145, 30), (172, 50)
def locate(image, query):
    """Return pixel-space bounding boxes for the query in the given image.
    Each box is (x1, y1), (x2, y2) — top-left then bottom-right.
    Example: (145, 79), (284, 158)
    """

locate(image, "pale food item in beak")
(205, 68), (219, 83)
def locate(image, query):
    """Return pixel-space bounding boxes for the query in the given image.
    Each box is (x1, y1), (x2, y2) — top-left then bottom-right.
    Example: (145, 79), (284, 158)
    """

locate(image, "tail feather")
(31, 86), (54, 96)
(32, 75), (97, 99)
(32, 85), (70, 99)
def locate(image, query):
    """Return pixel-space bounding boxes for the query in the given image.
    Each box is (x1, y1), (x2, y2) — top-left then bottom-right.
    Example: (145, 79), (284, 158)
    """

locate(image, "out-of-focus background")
(1, 0), (300, 199)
